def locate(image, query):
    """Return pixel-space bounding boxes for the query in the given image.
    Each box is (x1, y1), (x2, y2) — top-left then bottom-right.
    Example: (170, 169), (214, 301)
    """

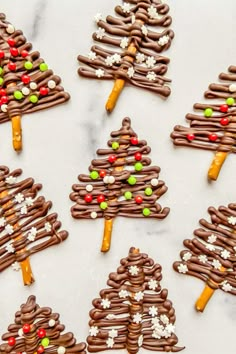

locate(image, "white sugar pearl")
(91, 211), (97, 219)
(108, 176), (115, 184)
(1, 104), (7, 112)
(86, 184), (93, 192)
(151, 178), (158, 186)
(48, 80), (56, 89)
(30, 82), (37, 90)
(6, 24), (15, 34)
(229, 84), (236, 93)
(49, 319), (56, 327)
(57, 347), (66, 354)
(103, 176), (110, 184)
(22, 87), (30, 96)
(18, 328), (23, 337)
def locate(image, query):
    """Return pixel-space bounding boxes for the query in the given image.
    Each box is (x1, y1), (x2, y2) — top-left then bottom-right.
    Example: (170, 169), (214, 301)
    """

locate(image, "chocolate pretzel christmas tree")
(173, 203), (236, 312)
(87, 247), (184, 353)
(70, 117), (169, 252)
(78, 0), (174, 112)
(171, 65), (236, 181)
(0, 295), (86, 354)
(0, 13), (70, 151)
(0, 165), (68, 285)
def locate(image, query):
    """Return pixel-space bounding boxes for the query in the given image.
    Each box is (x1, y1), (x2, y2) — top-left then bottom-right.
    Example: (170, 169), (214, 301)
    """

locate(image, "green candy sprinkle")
(204, 108), (213, 117)
(24, 61), (33, 70)
(41, 338), (50, 347)
(40, 62), (48, 71)
(14, 90), (23, 100)
(135, 162), (143, 171)
(29, 95), (38, 103)
(226, 97), (235, 106)
(0, 67), (3, 75)
(112, 141), (119, 150)
(100, 201), (108, 210)
(143, 208), (151, 217)
(127, 176), (137, 185)
(124, 191), (132, 200)
(90, 170), (99, 180)
(0, 77), (4, 86)
(145, 187), (153, 196)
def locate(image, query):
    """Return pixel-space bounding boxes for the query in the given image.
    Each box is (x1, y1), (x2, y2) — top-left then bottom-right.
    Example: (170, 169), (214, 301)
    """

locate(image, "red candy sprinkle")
(10, 47), (19, 57)
(1, 96), (8, 104)
(108, 155), (116, 163)
(21, 74), (31, 84)
(135, 196), (143, 204)
(37, 345), (45, 354)
(0, 50), (5, 59)
(99, 170), (106, 178)
(187, 133), (195, 141)
(84, 194), (93, 203)
(23, 323), (31, 333)
(130, 137), (138, 145)
(220, 117), (229, 126)
(0, 89), (7, 96)
(134, 152), (142, 161)
(208, 134), (218, 141)
(220, 104), (228, 113)
(21, 50), (29, 58)
(97, 195), (105, 203)
(39, 87), (49, 96)
(8, 62), (16, 71)
(8, 337), (16, 346)
(37, 328), (46, 338)
(7, 38), (16, 47)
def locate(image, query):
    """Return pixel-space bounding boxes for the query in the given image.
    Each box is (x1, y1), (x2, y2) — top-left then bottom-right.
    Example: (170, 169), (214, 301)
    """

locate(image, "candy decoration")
(0, 166), (68, 285)
(0, 13), (70, 151)
(78, 1), (174, 112)
(70, 117), (169, 252)
(0, 295), (86, 354)
(87, 247), (184, 352)
(171, 65), (236, 180)
(173, 203), (236, 312)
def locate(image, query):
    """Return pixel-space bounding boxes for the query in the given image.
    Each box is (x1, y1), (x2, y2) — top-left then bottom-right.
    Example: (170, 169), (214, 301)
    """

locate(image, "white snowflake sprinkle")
(122, 3), (132, 13)
(106, 314), (116, 319)
(133, 313), (142, 324)
(221, 249), (230, 259)
(182, 252), (192, 261)
(20, 206), (27, 215)
(138, 335), (143, 347)
(152, 327), (163, 339)
(94, 13), (103, 23)
(158, 35), (170, 46)
(207, 234), (217, 243)
(127, 67), (135, 78)
(88, 51), (97, 60)
(212, 259), (222, 270)
(120, 37), (129, 49)
(6, 242), (15, 253)
(108, 329), (118, 338)
(146, 56), (156, 68)
(160, 314), (169, 325)
(11, 262), (20, 271)
(27, 227), (37, 242)
(129, 265), (139, 276)
(178, 263), (188, 274)
(106, 338), (114, 348)
(0, 217), (6, 227)
(5, 176), (17, 184)
(147, 6), (160, 19)
(101, 298), (111, 309)
(198, 255), (208, 263)
(105, 56), (114, 66)
(96, 27), (105, 39)
(118, 289), (129, 298)
(5, 224), (14, 235)
(228, 216), (236, 225)
(149, 306), (158, 317)
(134, 291), (144, 302)
(222, 281), (232, 292)
(141, 25), (148, 36)
(45, 222), (52, 232)
(95, 69), (105, 78)
(136, 53), (145, 64)
(206, 244), (215, 251)
(24, 197), (34, 206)
(151, 317), (160, 326)
(148, 278), (158, 290)
(146, 71), (156, 81)
(112, 53), (121, 64)
(89, 326), (99, 336)
(14, 193), (24, 204)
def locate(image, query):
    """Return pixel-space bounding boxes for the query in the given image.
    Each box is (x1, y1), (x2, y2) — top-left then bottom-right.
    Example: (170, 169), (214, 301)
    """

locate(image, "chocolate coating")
(0, 13), (70, 122)
(87, 247), (184, 353)
(0, 166), (68, 274)
(0, 295), (86, 354)
(78, 0), (174, 98)
(173, 203), (236, 296)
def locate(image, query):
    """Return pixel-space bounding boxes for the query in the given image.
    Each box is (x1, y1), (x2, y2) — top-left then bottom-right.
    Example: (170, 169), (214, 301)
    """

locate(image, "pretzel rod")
(208, 151), (228, 181)
(1, 190), (34, 285)
(105, 20), (144, 113)
(7, 83), (22, 151)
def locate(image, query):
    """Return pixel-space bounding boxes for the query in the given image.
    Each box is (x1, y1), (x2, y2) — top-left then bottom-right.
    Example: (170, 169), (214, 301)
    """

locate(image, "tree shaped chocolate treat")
(78, 1), (174, 112)
(87, 247), (184, 353)
(0, 165), (68, 285)
(171, 65), (236, 181)
(0, 295), (86, 354)
(173, 203), (236, 312)
(0, 13), (70, 151)
(70, 117), (169, 252)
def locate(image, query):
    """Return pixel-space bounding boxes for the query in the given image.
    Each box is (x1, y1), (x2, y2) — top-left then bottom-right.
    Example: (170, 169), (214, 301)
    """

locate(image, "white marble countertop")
(0, 1), (236, 353)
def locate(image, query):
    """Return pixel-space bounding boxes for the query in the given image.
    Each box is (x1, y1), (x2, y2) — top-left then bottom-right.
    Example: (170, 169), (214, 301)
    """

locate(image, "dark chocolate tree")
(0, 166), (68, 285)
(0, 13), (70, 151)
(0, 295), (86, 354)
(70, 117), (169, 252)
(87, 247), (184, 353)
(78, 0), (174, 112)
(173, 203), (236, 312)
(171, 65), (236, 181)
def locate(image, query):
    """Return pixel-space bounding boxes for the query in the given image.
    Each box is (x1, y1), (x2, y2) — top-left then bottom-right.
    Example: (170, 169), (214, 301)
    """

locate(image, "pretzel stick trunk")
(195, 266), (225, 312)
(208, 151), (228, 181)
(7, 83), (22, 151)
(1, 190), (34, 285)
(105, 20), (144, 113)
